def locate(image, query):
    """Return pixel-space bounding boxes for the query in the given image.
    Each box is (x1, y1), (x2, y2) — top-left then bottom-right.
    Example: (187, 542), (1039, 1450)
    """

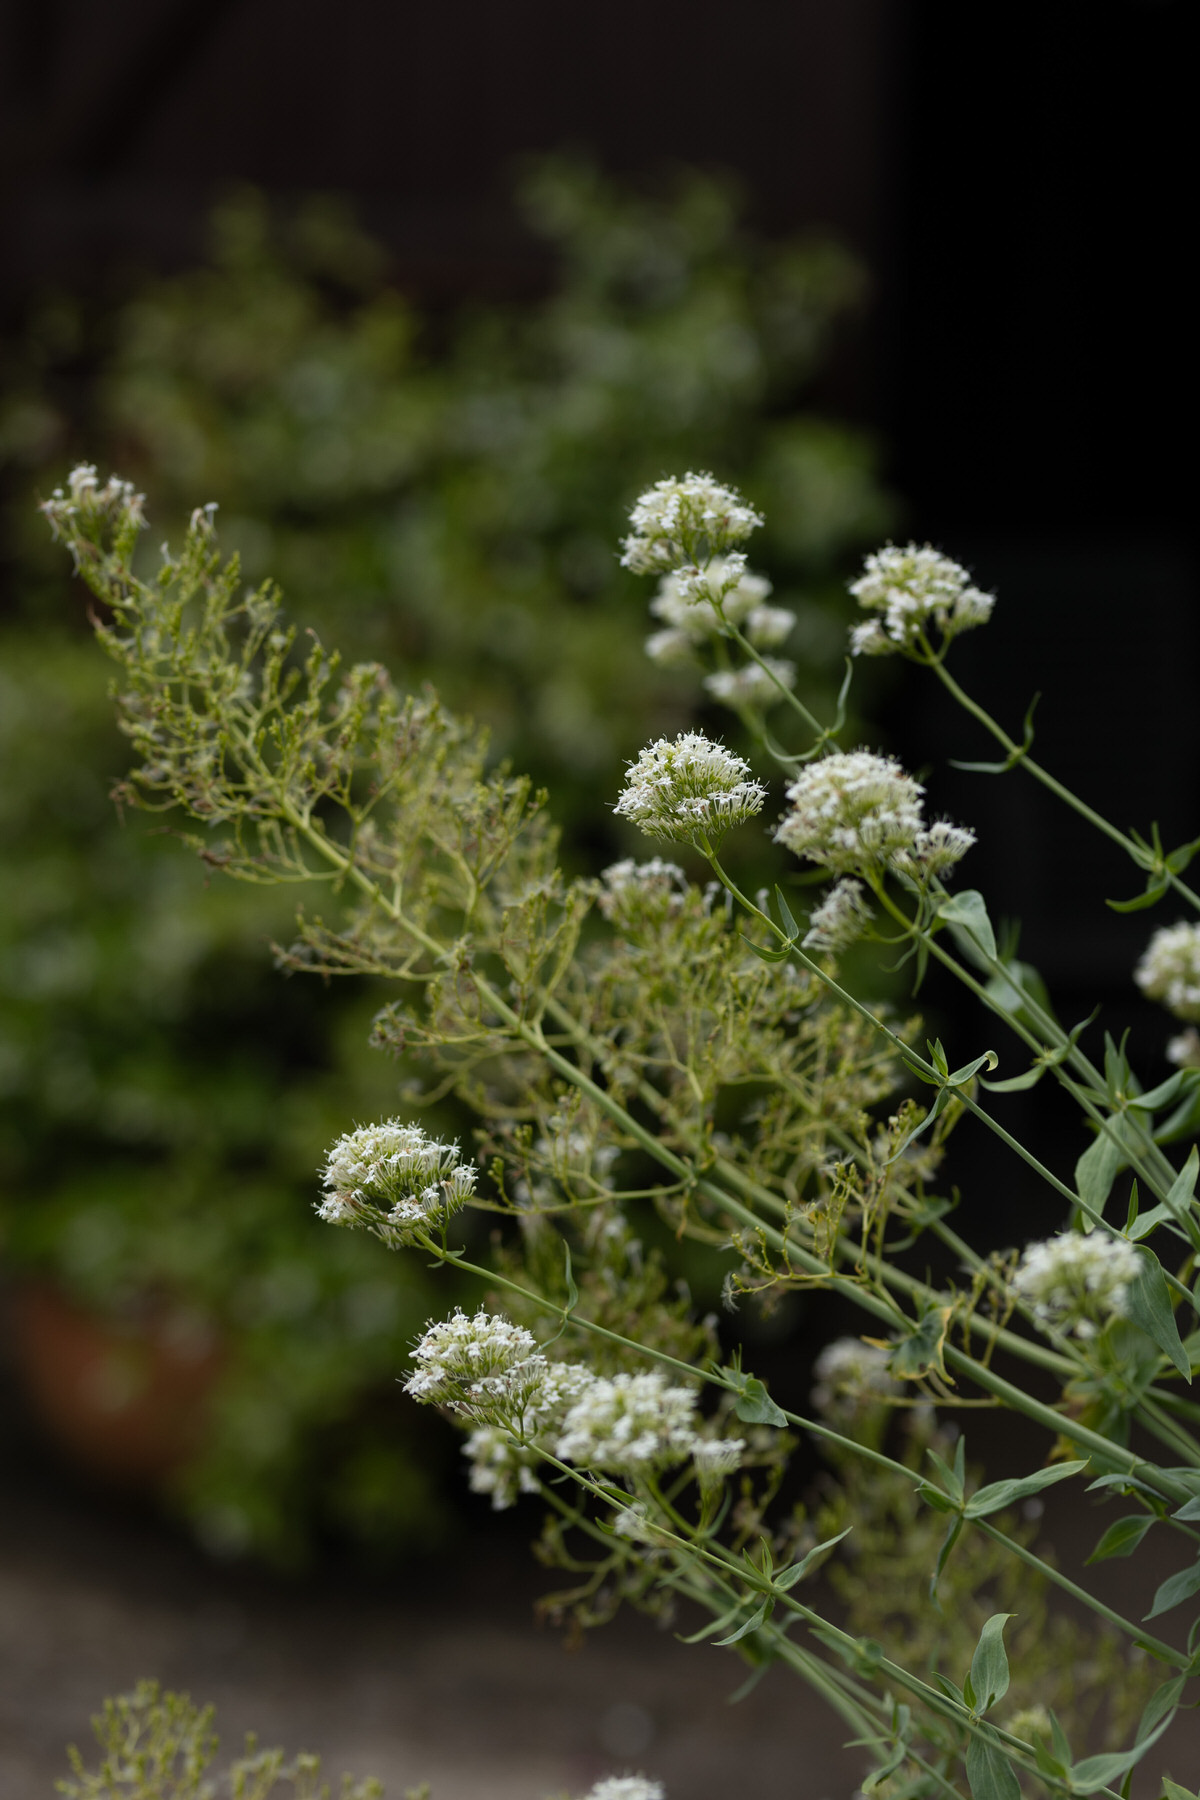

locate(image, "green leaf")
(965, 1459), (1087, 1519)
(946, 1048), (1000, 1086)
(1162, 1781), (1200, 1800)
(1075, 1130), (1122, 1214)
(1145, 1555), (1200, 1619)
(1138, 1672), (1186, 1741)
(967, 1613), (1013, 1714)
(937, 889), (998, 969)
(1173, 1495), (1200, 1521)
(1128, 1071), (1191, 1112)
(1107, 877), (1170, 913)
(714, 1597), (772, 1645)
(1125, 1247), (1191, 1381)
(888, 1307), (953, 1382)
(1165, 1145), (1200, 1226)
(774, 1526), (852, 1590)
(965, 1732), (1021, 1800)
(980, 1062), (1050, 1093)
(739, 932), (792, 964)
(1086, 1513), (1156, 1562)
(773, 884), (800, 940)
(730, 1374), (788, 1427)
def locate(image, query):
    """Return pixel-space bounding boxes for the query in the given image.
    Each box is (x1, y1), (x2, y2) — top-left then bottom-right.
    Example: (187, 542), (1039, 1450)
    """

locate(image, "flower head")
(614, 732), (766, 850)
(555, 1369), (700, 1474)
(597, 858), (689, 928)
(803, 878), (874, 953)
(849, 543), (995, 657)
(41, 463), (148, 544)
(621, 473), (763, 575)
(703, 659), (797, 712)
(1136, 922), (1200, 1022)
(811, 1337), (900, 1416)
(582, 1779), (665, 1800)
(319, 1120), (477, 1244)
(404, 1308), (550, 1424)
(775, 751), (929, 877)
(691, 1435), (746, 1489)
(1011, 1233), (1141, 1339)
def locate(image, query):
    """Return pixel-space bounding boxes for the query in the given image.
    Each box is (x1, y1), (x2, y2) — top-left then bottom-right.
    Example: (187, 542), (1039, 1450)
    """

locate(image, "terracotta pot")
(7, 1281), (224, 1487)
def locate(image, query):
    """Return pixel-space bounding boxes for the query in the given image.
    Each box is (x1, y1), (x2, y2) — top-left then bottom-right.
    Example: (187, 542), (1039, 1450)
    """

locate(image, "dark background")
(0, 0), (1192, 1207)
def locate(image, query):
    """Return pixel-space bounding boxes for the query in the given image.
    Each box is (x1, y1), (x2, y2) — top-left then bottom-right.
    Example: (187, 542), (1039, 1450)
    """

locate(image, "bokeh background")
(0, 3), (1192, 1794)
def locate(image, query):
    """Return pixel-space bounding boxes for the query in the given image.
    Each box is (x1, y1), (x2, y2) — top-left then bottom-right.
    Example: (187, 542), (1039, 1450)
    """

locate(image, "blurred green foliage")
(0, 160), (893, 1564)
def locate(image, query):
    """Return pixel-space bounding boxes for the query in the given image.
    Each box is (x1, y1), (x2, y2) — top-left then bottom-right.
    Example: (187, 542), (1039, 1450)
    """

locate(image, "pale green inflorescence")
(1011, 1233), (1141, 1339)
(773, 749), (974, 882)
(613, 732), (767, 849)
(849, 542), (995, 658)
(319, 1120), (477, 1244)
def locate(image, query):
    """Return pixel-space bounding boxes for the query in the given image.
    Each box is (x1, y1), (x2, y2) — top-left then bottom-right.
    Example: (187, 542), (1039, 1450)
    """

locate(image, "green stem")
(928, 654), (1200, 914)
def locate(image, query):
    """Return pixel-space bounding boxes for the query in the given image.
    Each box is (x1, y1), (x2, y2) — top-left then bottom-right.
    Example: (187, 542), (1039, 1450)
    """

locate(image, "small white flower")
(811, 1337), (901, 1415)
(703, 658), (797, 711)
(1136, 922), (1200, 1022)
(691, 1436), (745, 1487)
(461, 1426), (543, 1510)
(614, 732), (767, 849)
(555, 1369), (700, 1474)
(582, 1778), (665, 1800)
(621, 473), (763, 575)
(648, 556), (780, 634)
(744, 602), (797, 647)
(1011, 1234), (1141, 1339)
(597, 858), (688, 926)
(404, 1308), (549, 1424)
(643, 625), (696, 667)
(774, 751), (926, 876)
(803, 878), (874, 953)
(319, 1119), (477, 1244)
(849, 543), (995, 656)
(892, 820), (978, 880)
(1168, 1028), (1200, 1070)
(41, 463), (148, 539)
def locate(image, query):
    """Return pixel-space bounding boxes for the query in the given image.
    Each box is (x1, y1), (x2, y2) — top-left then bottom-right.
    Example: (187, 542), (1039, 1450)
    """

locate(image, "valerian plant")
(44, 461), (1200, 1799)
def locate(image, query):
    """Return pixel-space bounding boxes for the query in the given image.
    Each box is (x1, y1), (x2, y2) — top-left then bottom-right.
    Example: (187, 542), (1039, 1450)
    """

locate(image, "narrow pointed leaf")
(1125, 1247), (1191, 1380)
(714, 1597), (772, 1645)
(773, 885), (800, 940)
(966, 1460), (1087, 1519)
(1086, 1513), (1156, 1562)
(1145, 1555), (1200, 1619)
(774, 1526), (852, 1590)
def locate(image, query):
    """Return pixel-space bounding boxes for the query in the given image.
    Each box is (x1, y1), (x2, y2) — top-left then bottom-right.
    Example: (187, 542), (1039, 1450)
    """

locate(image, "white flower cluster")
(1135, 922), (1200, 1022)
(318, 1120), (477, 1243)
(1011, 1233), (1141, 1339)
(644, 558), (793, 666)
(614, 732), (767, 849)
(774, 750), (974, 881)
(849, 543), (995, 657)
(406, 1310), (744, 1498)
(811, 1338), (900, 1416)
(583, 1779), (665, 1800)
(803, 878), (874, 953)
(556, 1370), (707, 1475)
(404, 1309), (551, 1420)
(1168, 1028), (1200, 1070)
(620, 472), (762, 574)
(41, 463), (148, 538)
(703, 659), (797, 711)
(596, 858), (689, 928)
